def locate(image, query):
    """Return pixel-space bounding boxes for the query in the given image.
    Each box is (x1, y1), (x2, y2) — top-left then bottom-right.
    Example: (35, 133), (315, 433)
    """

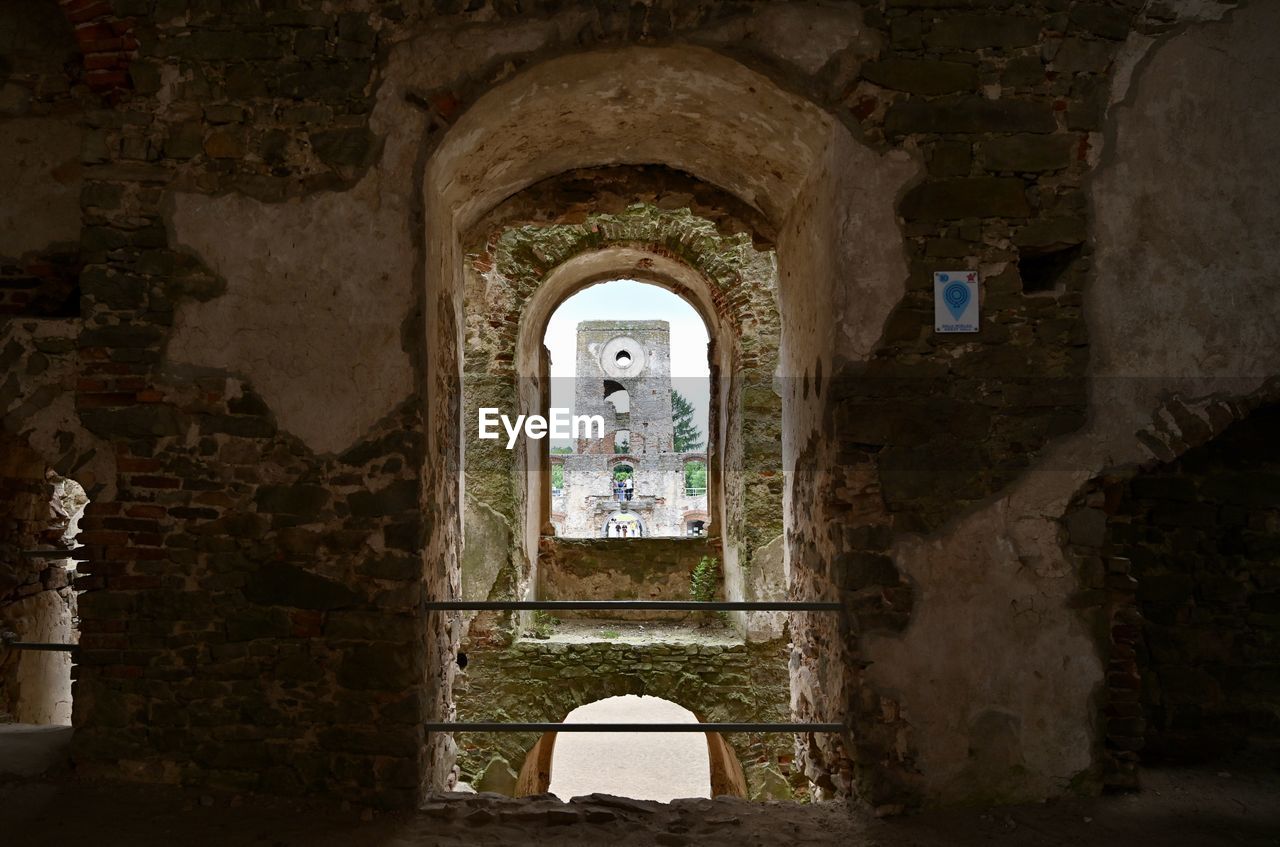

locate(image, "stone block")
(925, 15), (1042, 50)
(1051, 38), (1115, 73)
(901, 177), (1031, 220)
(245, 563), (360, 610)
(862, 60), (978, 95)
(886, 96), (1056, 136)
(1066, 507), (1107, 547)
(81, 406), (182, 438)
(982, 135), (1076, 172)
(255, 484), (331, 516)
(1013, 216), (1086, 249)
(348, 479), (418, 517)
(1070, 4), (1134, 40)
(337, 644), (417, 690)
(1001, 56), (1046, 88)
(928, 140), (972, 176)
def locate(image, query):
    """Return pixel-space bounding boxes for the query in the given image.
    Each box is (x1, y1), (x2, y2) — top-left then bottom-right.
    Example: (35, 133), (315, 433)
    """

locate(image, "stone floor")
(2, 759), (1277, 846)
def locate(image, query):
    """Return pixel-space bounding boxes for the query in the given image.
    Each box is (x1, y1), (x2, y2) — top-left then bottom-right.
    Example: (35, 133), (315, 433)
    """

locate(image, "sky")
(543, 280), (710, 447)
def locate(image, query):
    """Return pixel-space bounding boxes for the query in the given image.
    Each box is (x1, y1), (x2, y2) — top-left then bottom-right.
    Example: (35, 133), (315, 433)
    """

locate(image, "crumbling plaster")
(862, 0), (1280, 806)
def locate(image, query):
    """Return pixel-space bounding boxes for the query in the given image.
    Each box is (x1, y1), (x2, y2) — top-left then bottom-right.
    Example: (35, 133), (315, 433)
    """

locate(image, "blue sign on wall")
(934, 271), (980, 333)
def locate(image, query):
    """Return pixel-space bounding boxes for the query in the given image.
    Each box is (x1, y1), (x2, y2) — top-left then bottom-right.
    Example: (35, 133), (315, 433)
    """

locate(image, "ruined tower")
(555, 319), (706, 538)
(572, 320), (674, 455)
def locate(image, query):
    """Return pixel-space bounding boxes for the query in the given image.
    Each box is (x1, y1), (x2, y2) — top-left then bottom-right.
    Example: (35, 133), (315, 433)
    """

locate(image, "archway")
(514, 695), (749, 800)
(424, 42), (917, 799)
(0, 433), (86, 726)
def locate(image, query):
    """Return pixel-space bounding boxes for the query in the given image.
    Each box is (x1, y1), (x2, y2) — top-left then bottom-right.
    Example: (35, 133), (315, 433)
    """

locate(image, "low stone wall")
(454, 636), (797, 800)
(538, 537), (721, 621)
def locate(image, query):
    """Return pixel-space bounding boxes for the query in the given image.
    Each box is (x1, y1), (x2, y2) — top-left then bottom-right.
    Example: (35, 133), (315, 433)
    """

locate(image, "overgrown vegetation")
(683, 460), (707, 492)
(599, 629), (620, 639)
(524, 610), (559, 640)
(691, 555), (724, 625)
(691, 555), (719, 602)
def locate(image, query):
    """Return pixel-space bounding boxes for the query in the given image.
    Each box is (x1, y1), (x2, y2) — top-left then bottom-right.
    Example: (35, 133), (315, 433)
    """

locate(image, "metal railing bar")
(426, 722), (843, 733)
(424, 600), (840, 612)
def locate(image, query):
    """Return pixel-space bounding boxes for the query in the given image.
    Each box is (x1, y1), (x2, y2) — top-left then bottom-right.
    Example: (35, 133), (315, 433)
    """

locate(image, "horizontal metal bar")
(0, 641), (79, 653)
(427, 722), (843, 733)
(424, 600), (840, 612)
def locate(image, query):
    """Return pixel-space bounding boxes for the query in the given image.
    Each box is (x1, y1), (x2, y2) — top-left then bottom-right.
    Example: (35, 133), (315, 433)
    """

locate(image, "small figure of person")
(624, 476), (634, 501)
(614, 479), (625, 502)
(620, 523), (628, 538)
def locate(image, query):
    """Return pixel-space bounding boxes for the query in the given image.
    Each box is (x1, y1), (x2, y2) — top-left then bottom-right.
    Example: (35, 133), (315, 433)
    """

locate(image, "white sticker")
(934, 271), (980, 333)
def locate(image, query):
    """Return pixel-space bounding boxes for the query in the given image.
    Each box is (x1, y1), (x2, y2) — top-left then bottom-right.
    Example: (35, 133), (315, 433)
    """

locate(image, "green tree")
(551, 464), (564, 490)
(683, 460), (707, 492)
(671, 389), (703, 452)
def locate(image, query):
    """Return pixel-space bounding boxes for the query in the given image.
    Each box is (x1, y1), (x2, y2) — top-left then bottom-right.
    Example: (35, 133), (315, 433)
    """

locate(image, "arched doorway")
(425, 42), (917, 800)
(515, 695), (749, 800)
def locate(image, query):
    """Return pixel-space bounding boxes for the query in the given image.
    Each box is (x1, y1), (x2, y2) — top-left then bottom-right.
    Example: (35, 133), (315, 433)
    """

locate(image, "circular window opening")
(615, 350), (633, 368)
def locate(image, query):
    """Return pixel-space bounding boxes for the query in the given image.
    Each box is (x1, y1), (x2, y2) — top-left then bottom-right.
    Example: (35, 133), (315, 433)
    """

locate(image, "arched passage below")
(514, 696), (749, 800)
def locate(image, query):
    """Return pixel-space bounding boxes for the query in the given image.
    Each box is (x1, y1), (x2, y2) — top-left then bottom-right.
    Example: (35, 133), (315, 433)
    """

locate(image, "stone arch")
(425, 42), (918, 798)
(514, 702), (749, 799)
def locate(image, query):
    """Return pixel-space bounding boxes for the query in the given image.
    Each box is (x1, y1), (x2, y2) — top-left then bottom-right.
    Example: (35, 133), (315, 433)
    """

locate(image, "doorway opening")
(544, 279), (709, 539)
(548, 696), (711, 801)
(1, 433), (86, 727)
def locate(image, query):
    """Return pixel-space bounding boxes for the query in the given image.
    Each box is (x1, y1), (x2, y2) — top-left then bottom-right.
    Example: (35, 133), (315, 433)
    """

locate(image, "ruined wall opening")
(426, 43), (913, 803)
(546, 696), (712, 801)
(1102, 405), (1280, 768)
(0, 433), (86, 726)
(546, 279), (710, 541)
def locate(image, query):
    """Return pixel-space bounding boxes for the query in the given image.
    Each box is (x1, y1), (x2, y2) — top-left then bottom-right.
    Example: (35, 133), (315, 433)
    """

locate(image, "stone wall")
(0, 0), (1277, 815)
(558, 451), (707, 539)
(538, 537), (721, 622)
(460, 202), (785, 636)
(0, 434), (78, 725)
(1106, 405), (1280, 763)
(454, 636), (795, 800)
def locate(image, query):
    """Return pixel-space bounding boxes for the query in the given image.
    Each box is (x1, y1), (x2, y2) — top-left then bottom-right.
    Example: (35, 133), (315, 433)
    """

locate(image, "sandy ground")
(1, 726), (1277, 846)
(548, 695), (711, 802)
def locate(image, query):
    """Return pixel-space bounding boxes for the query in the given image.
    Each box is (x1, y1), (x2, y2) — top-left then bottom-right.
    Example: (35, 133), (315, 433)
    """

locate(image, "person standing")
(624, 475), (634, 501)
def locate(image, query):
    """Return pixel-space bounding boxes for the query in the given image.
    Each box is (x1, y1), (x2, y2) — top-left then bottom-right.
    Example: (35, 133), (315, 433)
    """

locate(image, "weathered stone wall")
(1100, 405), (1280, 763)
(0, 434), (78, 725)
(559, 451), (708, 539)
(1, 0), (1277, 815)
(461, 203), (785, 633)
(538, 537), (721, 622)
(455, 636), (796, 800)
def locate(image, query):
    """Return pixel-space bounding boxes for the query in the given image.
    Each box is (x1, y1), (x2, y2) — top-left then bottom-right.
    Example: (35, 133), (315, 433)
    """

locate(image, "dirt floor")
(2, 760), (1277, 846)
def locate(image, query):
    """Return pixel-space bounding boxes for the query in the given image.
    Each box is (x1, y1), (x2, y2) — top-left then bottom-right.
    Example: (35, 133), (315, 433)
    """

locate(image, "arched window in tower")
(603, 380), (630, 415)
(541, 279), (710, 538)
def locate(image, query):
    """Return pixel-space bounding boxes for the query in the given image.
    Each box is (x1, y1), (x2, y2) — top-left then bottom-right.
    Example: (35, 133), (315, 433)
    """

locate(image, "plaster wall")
(861, 0), (1280, 807)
